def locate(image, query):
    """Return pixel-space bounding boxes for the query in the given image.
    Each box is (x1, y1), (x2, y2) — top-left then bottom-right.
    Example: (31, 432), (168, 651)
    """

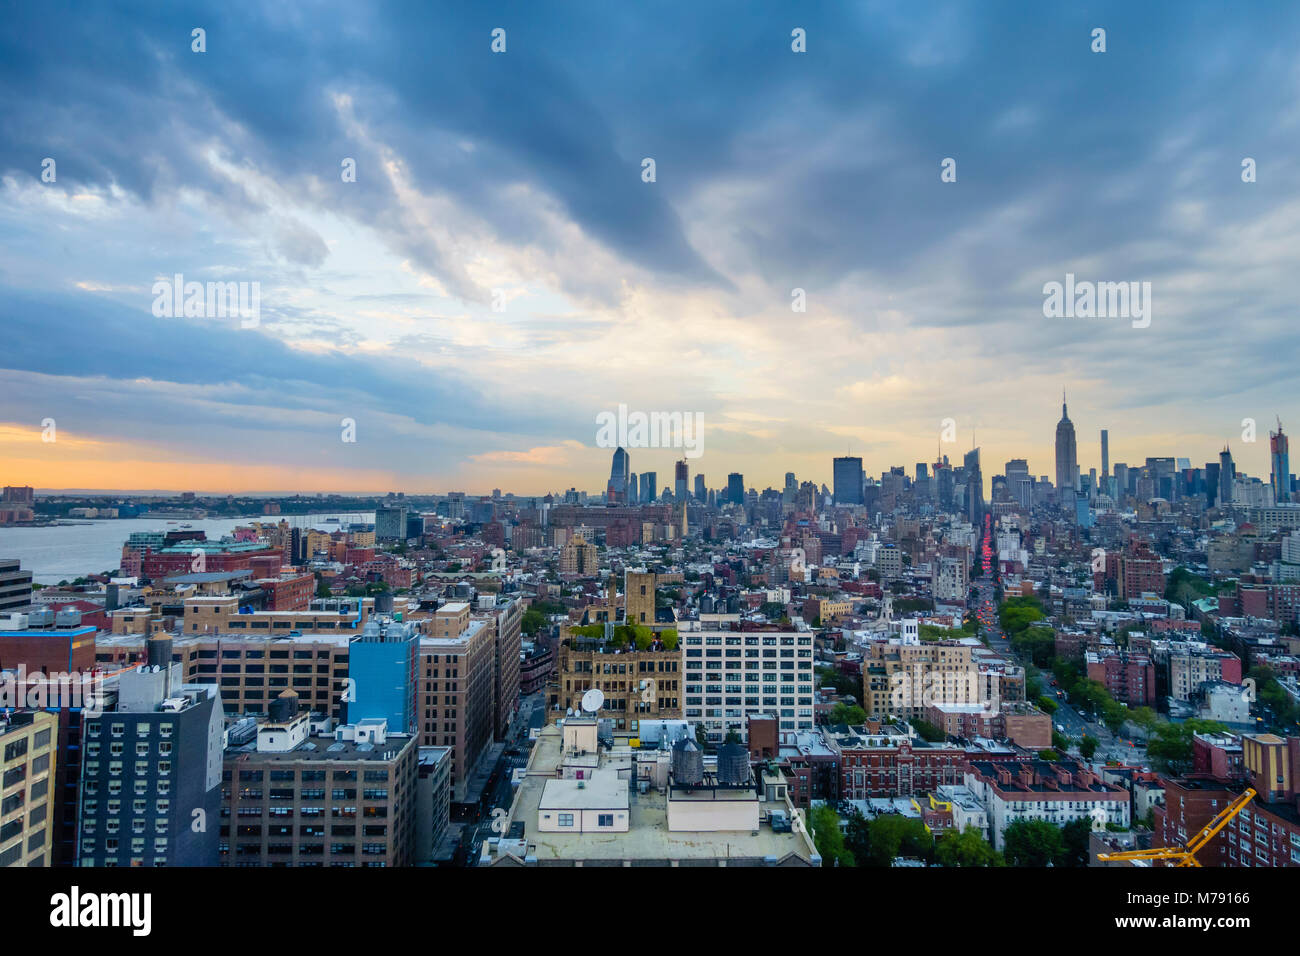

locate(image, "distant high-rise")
(784, 472), (797, 491)
(964, 447), (984, 523)
(1219, 447), (1235, 507)
(640, 471), (657, 503)
(376, 504), (408, 543)
(832, 456), (864, 505)
(726, 473), (745, 505)
(628, 472), (638, 503)
(1101, 429), (1109, 479)
(608, 447), (630, 502)
(1055, 396), (1079, 495)
(1271, 420), (1291, 503)
(674, 460), (689, 502)
(693, 473), (706, 502)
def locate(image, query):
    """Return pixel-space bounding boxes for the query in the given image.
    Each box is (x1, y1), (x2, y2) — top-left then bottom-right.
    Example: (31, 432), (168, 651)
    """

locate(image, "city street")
(968, 517), (1147, 770)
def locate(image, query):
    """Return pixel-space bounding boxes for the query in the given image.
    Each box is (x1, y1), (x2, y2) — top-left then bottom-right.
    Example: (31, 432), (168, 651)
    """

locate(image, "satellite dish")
(581, 688), (605, 714)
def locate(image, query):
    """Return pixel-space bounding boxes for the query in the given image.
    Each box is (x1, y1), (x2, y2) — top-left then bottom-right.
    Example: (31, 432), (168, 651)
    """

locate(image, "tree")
(521, 608), (547, 636)
(810, 805), (855, 867)
(1148, 718), (1228, 774)
(1003, 819), (1065, 867)
(1128, 706), (1159, 732)
(1038, 748), (1060, 761)
(912, 718), (946, 743)
(1011, 625), (1057, 668)
(1079, 734), (1099, 759)
(1060, 818), (1093, 867)
(843, 809), (872, 863)
(935, 826), (1003, 867)
(1024, 664), (1044, 701)
(659, 628), (679, 651)
(1038, 696), (1059, 714)
(828, 703), (867, 726)
(998, 596), (1046, 636)
(866, 814), (932, 867)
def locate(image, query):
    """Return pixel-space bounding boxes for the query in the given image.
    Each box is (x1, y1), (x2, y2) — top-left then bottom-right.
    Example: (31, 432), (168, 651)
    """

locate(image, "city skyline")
(3, 3), (1300, 496)
(5, 407), (1288, 500)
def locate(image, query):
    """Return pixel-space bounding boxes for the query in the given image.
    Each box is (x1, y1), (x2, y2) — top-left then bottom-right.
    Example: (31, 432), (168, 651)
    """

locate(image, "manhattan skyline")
(2, 2), (1298, 496)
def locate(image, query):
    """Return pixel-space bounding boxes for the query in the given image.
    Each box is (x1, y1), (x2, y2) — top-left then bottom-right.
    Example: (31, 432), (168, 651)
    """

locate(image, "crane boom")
(1096, 788), (1256, 866)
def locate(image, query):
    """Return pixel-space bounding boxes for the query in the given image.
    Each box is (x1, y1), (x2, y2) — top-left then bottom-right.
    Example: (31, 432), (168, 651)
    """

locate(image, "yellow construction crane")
(1097, 788), (1256, 867)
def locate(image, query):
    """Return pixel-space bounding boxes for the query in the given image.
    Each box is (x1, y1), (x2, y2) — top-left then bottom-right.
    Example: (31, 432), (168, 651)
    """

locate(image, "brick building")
(221, 696), (418, 867)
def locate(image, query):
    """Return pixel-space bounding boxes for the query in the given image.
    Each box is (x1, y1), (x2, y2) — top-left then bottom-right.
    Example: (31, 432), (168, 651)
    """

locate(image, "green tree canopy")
(810, 805), (855, 867)
(865, 814), (932, 867)
(1148, 719), (1228, 774)
(828, 703), (867, 726)
(1003, 819), (1065, 867)
(935, 826), (1003, 867)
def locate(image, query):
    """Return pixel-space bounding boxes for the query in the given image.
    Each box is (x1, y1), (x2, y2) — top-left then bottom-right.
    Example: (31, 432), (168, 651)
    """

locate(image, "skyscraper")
(628, 472), (638, 503)
(1219, 447), (1235, 507)
(640, 471), (657, 503)
(693, 473), (706, 502)
(1204, 461), (1220, 507)
(674, 460), (688, 502)
(1100, 429), (1109, 480)
(832, 456), (864, 505)
(964, 447), (983, 523)
(1055, 396), (1078, 495)
(1271, 419), (1291, 503)
(608, 447), (630, 502)
(727, 472), (745, 505)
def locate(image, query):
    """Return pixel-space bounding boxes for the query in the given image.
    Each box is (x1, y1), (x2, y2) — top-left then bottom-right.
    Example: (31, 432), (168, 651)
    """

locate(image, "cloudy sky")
(2, 1), (1298, 496)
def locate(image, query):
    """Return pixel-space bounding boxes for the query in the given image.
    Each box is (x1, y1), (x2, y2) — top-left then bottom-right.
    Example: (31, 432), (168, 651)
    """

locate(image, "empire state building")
(1055, 396), (1078, 493)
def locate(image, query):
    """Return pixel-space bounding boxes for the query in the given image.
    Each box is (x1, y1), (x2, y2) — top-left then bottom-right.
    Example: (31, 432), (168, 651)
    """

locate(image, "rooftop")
(226, 731), (415, 763)
(498, 726), (817, 865)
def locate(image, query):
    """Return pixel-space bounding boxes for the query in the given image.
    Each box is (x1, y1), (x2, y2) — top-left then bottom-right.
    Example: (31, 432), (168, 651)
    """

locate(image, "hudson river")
(0, 513), (374, 584)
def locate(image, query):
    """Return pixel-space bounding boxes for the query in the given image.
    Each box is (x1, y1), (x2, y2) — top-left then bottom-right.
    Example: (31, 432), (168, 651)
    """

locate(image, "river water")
(0, 513), (375, 584)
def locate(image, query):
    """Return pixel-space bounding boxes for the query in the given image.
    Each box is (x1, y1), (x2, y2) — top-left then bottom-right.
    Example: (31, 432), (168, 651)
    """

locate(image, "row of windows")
(88, 722), (175, 738)
(686, 636), (811, 647)
(85, 741), (173, 758)
(83, 779), (170, 798)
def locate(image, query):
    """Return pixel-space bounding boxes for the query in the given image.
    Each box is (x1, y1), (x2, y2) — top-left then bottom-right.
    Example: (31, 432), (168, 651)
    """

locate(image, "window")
(558, 813), (574, 827)
(597, 814), (614, 827)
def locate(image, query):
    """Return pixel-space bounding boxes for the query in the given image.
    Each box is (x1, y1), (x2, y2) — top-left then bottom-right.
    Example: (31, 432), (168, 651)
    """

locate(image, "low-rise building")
(965, 758), (1130, 850)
